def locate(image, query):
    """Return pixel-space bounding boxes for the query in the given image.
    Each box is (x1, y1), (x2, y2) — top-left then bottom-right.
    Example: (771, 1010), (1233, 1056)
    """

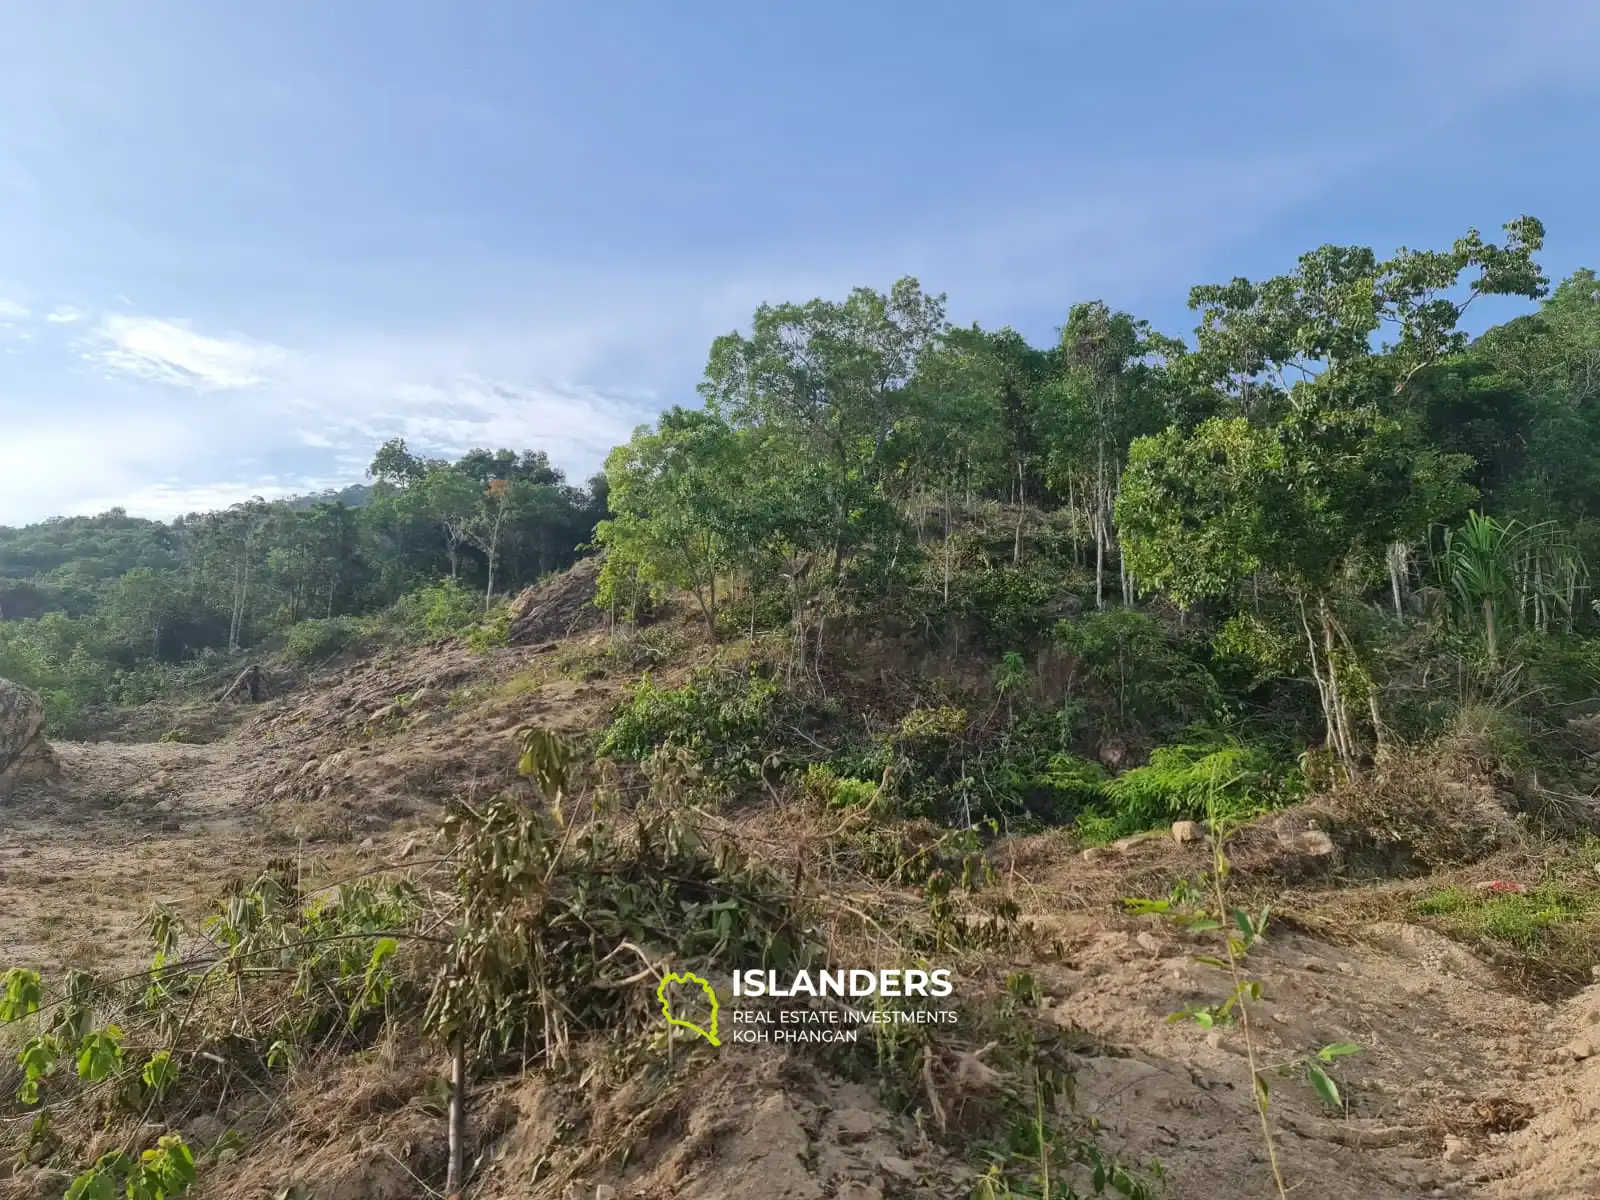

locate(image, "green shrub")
(1034, 752), (1110, 811)
(597, 668), (790, 789)
(1055, 610), (1220, 738)
(1075, 741), (1298, 844)
(284, 615), (362, 665)
(379, 578), (483, 642)
(800, 764), (881, 810)
(1411, 874), (1600, 989)
(466, 603), (512, 652)
(950, 562), (1082, 650)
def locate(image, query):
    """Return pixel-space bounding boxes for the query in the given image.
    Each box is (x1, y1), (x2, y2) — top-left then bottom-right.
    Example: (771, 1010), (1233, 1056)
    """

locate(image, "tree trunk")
(1013, 460), (1025, 566)
(1094, 443), (1107, 610)
(943, 488), (953, 605)
(1298, 596), (1340, 771)
(1387, 542), (1406, 618)
(1318, 597), (1358, 769)
(445, 1041), (466, 1198)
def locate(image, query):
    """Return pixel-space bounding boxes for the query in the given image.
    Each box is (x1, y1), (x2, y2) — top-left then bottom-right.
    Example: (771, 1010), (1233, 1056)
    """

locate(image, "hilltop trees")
(595, 215), (1599, 777)
(8, 211), (1600, 776)
(0, 440), (605, 729)
(1116, 218), (1547, 768)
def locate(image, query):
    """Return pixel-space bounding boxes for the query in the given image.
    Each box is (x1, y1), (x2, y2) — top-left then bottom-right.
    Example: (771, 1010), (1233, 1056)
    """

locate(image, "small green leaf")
(1306, 1063), (1342, 1109)
(1317, 1042), (1361, 1062)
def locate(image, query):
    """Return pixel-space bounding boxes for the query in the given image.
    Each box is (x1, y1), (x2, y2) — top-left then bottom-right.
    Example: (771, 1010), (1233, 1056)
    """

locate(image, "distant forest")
(0, 446), (606, 729)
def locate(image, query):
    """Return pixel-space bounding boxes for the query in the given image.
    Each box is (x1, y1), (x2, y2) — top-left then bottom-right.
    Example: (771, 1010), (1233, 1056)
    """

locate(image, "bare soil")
(2, 598), (1598, 1199)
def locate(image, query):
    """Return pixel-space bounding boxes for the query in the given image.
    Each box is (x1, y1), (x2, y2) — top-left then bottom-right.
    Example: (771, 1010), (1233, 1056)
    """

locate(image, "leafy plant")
(1435, 511), (1588, 663)
(1076, 741), (1296, 843)
(597, 667), (792, 791)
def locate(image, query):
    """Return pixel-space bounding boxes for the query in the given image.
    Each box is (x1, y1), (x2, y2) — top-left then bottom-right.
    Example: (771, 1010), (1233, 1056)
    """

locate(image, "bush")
(283, 616), (362, 665)
(1075, 741), (1298, 844)
(596, 668), (791, 789)
(1055, 610), (1221, 738)
(799, 763), (879, 810)
(465, 604), (512, 652)
(379, 578), (483, 642)
(952, 562), (1081, 650)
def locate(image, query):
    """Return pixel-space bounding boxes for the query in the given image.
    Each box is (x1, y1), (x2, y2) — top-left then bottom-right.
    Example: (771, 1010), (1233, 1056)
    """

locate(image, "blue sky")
(2, 1), (1598, 524)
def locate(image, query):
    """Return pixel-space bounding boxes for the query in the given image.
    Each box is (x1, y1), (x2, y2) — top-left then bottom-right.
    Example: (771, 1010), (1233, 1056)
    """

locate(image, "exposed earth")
(1, 576), (1598, 1199)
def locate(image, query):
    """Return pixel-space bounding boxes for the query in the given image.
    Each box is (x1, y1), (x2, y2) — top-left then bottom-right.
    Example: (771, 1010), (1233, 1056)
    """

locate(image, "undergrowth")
(1411, 860), (1600, 992)
(1075, 741), (1301, 844)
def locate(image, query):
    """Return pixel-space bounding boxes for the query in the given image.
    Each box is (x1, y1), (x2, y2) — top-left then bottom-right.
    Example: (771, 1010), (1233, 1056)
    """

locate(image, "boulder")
(0, 678), (59, 795)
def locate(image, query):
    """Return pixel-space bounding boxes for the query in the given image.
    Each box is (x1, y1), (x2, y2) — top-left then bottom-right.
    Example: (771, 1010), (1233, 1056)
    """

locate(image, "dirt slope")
(1, 606), (1597, 1198)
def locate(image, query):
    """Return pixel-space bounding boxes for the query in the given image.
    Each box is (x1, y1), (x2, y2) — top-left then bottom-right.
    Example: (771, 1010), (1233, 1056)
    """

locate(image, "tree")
(1116, 220), (1545, 770)
(1048, 302), (1165, 606)
(702, 276), (948, 576)
(1436, 512), (1588, 663)
(596, 409), (745, 643)
(414, 469), (481, 581)
(463, 479), (514, 610)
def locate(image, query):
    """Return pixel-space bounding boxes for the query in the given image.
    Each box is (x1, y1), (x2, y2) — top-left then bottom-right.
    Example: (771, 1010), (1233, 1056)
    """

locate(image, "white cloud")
(46, 305), (84, 323)
(83, 313), (289, 390)
(0, 298), (28, 318)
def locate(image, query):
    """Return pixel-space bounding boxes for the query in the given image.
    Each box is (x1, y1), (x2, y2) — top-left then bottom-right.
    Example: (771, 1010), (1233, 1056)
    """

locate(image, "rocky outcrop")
(0, 678), (60, 794)
(507, 555), (605, 646)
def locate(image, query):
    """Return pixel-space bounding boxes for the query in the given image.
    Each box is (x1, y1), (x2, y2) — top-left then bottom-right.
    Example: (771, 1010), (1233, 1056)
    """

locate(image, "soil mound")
(0, 677), (59, 794)
(507, 555), (605, 645)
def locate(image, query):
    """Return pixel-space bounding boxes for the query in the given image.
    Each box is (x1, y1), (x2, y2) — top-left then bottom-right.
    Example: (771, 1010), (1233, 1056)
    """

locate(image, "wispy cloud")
(0, 298), (28, 319)
(82, 314), (289, 390)
(45, 305), (84, 324)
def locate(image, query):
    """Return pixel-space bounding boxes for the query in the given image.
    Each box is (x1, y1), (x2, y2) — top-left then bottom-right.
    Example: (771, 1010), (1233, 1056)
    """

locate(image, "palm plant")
(1434, 512), (1589, 663)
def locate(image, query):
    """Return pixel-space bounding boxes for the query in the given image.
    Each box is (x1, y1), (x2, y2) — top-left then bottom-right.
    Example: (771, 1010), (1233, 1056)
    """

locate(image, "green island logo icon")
(655, 971), (721, 1046)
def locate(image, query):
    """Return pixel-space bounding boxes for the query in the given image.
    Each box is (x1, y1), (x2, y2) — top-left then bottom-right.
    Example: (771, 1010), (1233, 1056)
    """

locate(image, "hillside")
(0, 548), (1595, 1199)
(2, 223), (1600, 1199)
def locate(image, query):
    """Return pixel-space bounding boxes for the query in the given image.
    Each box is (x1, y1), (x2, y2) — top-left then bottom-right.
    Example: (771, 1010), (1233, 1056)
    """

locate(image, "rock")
(1080, 847), (1106, 863)
(16, 1169), (74, 1200)
(1097, 739), (1129, 770)
(1111, 830), (1166, 852)
(358, 837), (375, 852)
(153, 799), (175, 814)
(1273, 813), (1336, 857)
(0, 678), (59, 795)
(1136, 931), (1162, 954)
(1205, 1030), (1227, 1050)
(876, 1155), (917, 1182)
(1441, 1134), (1472, 1165)
(183, 1113), (227, 1147)
(407, 688), (439, 709)
(1565, 1038), (1595, 1061)
(830, 1107), (879, 1140)
(299, 759), (320, 776)
(1171, 820), (1203, 844)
